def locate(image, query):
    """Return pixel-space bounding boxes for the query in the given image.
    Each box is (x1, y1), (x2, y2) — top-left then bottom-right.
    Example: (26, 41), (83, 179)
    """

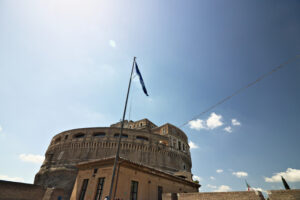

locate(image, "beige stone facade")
(35, 119), (193, 198)
(70, 157), (199, 200)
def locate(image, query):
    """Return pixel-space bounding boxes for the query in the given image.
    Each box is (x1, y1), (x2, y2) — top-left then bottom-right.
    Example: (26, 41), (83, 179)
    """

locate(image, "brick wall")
(0, 180), (64, 200)
(268, 189), (300, 200)
(163, 191), (265, 200)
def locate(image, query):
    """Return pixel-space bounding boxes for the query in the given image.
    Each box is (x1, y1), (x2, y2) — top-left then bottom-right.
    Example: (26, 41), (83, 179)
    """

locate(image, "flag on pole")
(134, 60), (149, 96)
(245, 180), (251, 191)
(281, 176), (290, 190)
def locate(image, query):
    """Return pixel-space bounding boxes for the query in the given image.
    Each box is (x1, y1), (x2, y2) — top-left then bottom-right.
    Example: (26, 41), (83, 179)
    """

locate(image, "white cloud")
(0, 174), (24, 182)
(252, 187), (267, 194)
(252, 187), (262, 192)
(232, 171), (248, 178)
(193, 175), (202, 182)
(216, 169), (223, 173)
(188, 119), (206, 130)
(19, 154), (44, 164)
(189, 112), (223, 131)
(224, 126), (232, 133)
(232, 119), (241, 126)
(207, 184), (217, 189)
(214, 185), (231, 192)
(210, 176), (215, 180)
(0, 125), (2, 132)
(189, 141), (199, 149)
(265, 168), (300, 183)
(109, 40), (116, 48)
(206, 112), (223, 129)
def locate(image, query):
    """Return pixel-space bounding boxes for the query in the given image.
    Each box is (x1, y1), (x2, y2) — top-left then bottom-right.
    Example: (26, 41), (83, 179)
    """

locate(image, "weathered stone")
(0, 180), (64, 200)
(268, 189), (300, 200)
(163, 191), (265, 200)
(35, 119), (192, 199)
(70, 157), (199, 200)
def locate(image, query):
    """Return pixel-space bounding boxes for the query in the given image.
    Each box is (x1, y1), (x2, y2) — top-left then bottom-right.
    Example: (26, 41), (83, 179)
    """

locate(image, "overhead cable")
(180, 54), (300, 128)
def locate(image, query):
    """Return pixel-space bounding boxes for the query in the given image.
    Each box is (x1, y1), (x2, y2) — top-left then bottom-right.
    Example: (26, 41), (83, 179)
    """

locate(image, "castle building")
(70, 157), (199, 200)
(34, 119), (197, 199)
(1, 118), (299, 200)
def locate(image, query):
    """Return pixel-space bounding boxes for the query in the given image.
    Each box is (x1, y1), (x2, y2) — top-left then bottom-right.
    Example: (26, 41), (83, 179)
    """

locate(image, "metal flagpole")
(108, 57), (136, 200)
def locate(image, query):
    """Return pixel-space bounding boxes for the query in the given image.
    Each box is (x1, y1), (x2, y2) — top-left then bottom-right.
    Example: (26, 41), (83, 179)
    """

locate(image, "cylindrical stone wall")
(34, 127), (192, 198)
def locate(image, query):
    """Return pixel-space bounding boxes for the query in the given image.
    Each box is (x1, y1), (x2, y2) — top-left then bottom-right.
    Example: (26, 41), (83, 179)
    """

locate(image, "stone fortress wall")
(34, 119), (192, 198)
(0, 180), (64, 200)
(163, 191), (265, 200)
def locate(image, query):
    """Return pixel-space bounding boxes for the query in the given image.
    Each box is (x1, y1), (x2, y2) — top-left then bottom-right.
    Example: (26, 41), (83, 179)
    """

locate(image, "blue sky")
(1, 0), (300, 196)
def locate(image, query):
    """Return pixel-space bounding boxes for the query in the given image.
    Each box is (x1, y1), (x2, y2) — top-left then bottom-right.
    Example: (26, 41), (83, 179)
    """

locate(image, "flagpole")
(108, 57), (136, 200)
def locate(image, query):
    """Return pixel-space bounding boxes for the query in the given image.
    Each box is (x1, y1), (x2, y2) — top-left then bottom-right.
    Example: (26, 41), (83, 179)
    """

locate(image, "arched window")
(136, 136), (148, 141)
(54, 137), (61, 144)
(93, 132), (106, 137)
(73, 133), (85, 139)
(114, 133), (128, 138)
(47, 153), (54, 162)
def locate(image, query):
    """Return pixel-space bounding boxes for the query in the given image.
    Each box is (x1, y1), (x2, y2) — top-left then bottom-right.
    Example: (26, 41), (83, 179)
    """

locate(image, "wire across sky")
(180, 54), (300, 128)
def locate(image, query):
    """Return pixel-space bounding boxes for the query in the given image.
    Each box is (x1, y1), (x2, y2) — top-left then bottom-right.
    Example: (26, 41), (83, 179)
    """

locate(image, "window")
(178, 141), (181, 150)
(47, 153), (54, 162)
(130, 181), (138, 200)
(136, 136), (148, 141)
(79, 179), (89, 200)
(93, 168), (98, 174)
(54, 137), (61, 144)
(94, 178), (105, 200)
(114, 133), (128, 138)
(74, 133), (85, 139)
(64, 135), (68, 140)
(158, 186), (163, 200)
(93, 132), (105, 137)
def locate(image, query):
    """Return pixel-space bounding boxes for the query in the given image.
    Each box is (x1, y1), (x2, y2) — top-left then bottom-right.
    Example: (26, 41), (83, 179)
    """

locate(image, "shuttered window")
(79, 179), (89, 200)
(130, 181), (138, 200)
(94, 178), (105, 200)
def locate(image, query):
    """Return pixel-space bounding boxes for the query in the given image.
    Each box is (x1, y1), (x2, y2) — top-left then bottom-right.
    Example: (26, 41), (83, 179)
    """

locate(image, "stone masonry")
(162, 191), (265, 200)
(34, 119), (193, 199)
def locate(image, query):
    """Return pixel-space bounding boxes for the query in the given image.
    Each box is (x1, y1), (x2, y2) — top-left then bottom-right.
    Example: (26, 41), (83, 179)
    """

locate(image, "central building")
(34, 119), (197, 199)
